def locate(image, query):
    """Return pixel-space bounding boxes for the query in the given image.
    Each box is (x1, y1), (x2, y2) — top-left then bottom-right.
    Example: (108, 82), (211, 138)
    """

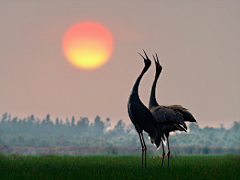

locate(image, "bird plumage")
(150, 105), (187, 129)
(167, 105), (197, 123)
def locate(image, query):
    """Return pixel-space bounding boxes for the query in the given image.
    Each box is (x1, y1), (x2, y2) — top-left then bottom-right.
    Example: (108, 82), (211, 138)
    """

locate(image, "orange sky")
(0, 1), (240, 128)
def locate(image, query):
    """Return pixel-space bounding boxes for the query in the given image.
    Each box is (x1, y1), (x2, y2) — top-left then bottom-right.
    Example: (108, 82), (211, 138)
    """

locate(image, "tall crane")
(127, 50), (165, 169)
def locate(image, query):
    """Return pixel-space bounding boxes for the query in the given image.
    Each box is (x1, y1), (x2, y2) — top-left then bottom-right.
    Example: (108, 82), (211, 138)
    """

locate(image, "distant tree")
(40, 115), (54, 135)
(35, 118), (41, 125)
(27, 115), (35, 124)
(104, 118), (111, 133)
(55, 118), (60, 126)
(60, 119), (63, 126)
(11, 117), (18, 124)
(45, 114), (53, 125)
(126, 124), (136, 134)
(130, 137), (137, 146)
(92, 116), (104, 135)
(65, 118), (70, 127)
(220, 124), (225, 130)
(208, 133), (214, 141)
(71, 116), (75, 127)
(7, 114), (11, 122)
(114, 120), (125, 134)
(232, 121), (240, 132)
(77, 117), (89, 130)
(1, 113), (7, 123)
(22, 118), (27, 124)
(189, 122), (200, 133)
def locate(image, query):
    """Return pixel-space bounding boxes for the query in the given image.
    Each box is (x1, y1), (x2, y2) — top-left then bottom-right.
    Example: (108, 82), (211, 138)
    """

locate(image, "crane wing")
(167, 105), (197, 122)
(150, 106), (187, 129)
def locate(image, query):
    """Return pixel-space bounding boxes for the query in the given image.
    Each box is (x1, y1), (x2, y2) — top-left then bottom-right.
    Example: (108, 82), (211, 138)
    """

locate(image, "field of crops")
(0, 154), (239, 180)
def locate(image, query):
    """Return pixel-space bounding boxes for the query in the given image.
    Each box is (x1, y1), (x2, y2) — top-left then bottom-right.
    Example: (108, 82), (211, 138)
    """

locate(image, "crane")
(127, 50), (165, 169)
(149, 53), (197, 168)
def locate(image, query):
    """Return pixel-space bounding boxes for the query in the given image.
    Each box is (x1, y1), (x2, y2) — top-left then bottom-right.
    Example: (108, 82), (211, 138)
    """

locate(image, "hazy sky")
(0, 1), (240, 128)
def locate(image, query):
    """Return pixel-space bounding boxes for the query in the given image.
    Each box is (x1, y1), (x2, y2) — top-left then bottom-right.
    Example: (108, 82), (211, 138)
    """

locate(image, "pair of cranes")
(127, 50), (197, 169)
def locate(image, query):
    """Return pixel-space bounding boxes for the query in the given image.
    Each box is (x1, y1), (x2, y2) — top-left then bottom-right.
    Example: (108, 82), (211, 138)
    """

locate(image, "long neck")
(131, 73), (143, 95)
(131, 66), (149, 95)
(149, 74), (160, 108)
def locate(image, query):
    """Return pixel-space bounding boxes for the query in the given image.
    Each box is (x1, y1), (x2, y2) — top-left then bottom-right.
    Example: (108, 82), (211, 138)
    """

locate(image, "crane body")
(127, 50), (165, 169)
(149, 54), (197, 168)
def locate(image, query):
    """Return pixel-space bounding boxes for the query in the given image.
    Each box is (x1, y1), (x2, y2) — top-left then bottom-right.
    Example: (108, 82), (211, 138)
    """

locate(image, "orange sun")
(63, 21), (113, 70)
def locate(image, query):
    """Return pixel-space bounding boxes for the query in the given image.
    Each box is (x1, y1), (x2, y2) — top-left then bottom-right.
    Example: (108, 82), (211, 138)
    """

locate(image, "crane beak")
(138, 52), (144, 59)
(138, 49), (149, 60)
(142, 49), (149, 59)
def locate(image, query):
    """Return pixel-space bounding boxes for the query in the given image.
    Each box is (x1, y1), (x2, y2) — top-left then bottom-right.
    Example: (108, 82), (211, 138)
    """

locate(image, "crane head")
(152, 53), (162, 80)
(138, 50), (151, 72)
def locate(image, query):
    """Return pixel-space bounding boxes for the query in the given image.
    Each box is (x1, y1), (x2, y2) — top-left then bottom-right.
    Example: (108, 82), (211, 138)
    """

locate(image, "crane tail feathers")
(162, 138), (167, 146)
(168, 105), (197, 123)
(182, 111), (197, 122)
(174, 124), (187, 132)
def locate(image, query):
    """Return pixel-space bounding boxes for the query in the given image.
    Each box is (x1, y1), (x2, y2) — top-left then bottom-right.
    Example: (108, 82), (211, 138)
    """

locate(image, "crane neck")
(130, 65), (149, 95)
(149, 74), (160, 109)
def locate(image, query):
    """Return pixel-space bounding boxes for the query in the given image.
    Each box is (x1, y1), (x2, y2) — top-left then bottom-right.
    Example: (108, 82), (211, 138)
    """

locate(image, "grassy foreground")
(0, 154), (239, 180)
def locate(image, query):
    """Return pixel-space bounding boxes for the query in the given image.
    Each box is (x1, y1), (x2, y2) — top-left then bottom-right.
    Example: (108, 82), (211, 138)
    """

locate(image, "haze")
(0, 1), (240, 128)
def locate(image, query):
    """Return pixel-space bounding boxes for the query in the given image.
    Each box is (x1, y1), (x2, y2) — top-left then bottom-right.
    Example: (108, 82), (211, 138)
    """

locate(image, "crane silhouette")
(149, 53), (197, 168)
(127, 50), (165, 169)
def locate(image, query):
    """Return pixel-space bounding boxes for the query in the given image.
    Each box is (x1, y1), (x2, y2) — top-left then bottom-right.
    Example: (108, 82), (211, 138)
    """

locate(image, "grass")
(0, 154), (239, 180)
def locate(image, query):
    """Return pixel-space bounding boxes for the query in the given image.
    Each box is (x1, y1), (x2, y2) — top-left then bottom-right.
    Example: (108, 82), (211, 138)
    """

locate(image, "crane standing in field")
(149, 54), (197, 168)
(127, 50), (165, 169)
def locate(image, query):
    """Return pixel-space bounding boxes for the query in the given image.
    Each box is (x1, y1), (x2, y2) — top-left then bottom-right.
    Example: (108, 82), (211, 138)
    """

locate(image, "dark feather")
(151, 106), (187, 128)
(168, 105), (197, 122)
(160, 122), (186, 133)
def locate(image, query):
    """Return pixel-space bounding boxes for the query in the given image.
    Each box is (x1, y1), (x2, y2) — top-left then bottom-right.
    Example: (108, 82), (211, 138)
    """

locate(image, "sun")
(63, 21), (113, 70)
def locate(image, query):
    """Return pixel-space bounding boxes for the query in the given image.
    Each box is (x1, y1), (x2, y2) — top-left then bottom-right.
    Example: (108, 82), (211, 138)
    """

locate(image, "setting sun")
(63, 21), (113, 70)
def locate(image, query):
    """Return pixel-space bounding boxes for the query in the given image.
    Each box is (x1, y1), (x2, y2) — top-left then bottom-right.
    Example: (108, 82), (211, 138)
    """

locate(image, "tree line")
(0, 113), (239, 147)
(0, 113), (127, 136)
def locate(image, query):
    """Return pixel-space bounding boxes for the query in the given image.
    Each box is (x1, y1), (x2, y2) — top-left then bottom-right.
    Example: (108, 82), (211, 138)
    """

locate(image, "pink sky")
(0, 1), (240, 128)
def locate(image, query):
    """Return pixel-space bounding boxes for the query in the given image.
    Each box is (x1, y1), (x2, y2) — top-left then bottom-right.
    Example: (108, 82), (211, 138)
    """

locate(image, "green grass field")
(0, 154), (239, 180)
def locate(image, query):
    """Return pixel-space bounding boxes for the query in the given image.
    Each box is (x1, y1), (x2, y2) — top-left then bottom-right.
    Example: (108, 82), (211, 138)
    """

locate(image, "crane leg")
(138, 133), (144, 169)
(160, 141), (165, 168)
(141, 132), (147, 168)
(167, 136), (170, 168)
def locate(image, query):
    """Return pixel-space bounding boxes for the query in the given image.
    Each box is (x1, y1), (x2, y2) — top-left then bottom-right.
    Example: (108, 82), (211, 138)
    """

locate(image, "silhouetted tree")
(0, 112), (239, 148)
(114, 120), (125, 134)
(65, 117), (70, 127)
(232, 121), (240, 132)
(11, 117), (18, 124)
(1, 113), (7, 123)
(77, 117), (89, 134)
(220, 124), (225, 130)
(189, 122), (199, 133)
(55, 118), (60, 126)
(91, 116), (104, 135)
(104, 118), (111, 133)
(27, 115), (35, 124)
(7, 114), (11, 122)
(126, 124), (135, 134)
(45, 114), (53, 125)
(71, 116), (75, 127)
